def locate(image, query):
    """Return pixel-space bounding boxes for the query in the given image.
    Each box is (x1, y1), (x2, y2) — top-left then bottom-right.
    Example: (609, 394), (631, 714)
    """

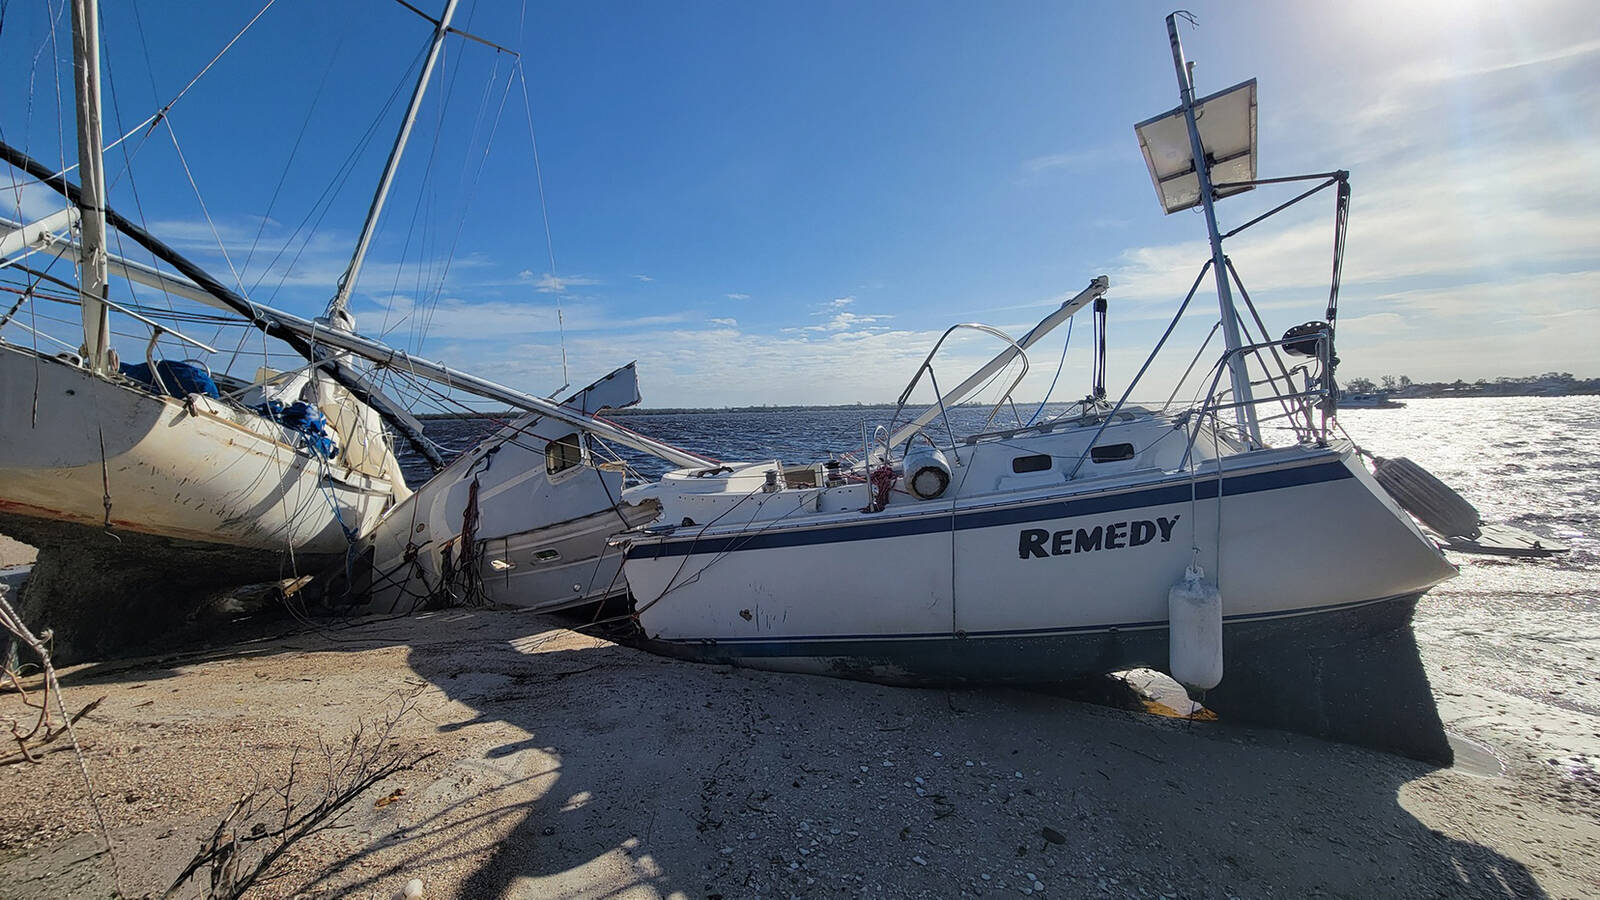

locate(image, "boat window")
(1090, 443), (1136, 463)
(1011, 454), (1053, 474)
(546, 432), (585, 474)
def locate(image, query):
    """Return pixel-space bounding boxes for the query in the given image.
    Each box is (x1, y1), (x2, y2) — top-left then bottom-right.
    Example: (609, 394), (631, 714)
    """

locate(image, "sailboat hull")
(0, 343), (391, 551)
(622, 442), (1458, 759)
(625, 446), (1454, 651)
(0, 343), (395, 660)
(347, 362), (657, 613)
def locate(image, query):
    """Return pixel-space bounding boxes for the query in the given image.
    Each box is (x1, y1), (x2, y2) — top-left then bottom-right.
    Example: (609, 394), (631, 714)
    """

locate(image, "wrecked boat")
(0, 0), (709, 657)
(347, 362), (675, 614)
(615, 15), (1461, 762)
(0, 0), (418, 658)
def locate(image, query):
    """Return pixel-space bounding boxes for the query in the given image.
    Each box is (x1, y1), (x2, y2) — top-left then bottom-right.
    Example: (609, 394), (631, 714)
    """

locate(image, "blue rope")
(1025, 318), (1073, 426)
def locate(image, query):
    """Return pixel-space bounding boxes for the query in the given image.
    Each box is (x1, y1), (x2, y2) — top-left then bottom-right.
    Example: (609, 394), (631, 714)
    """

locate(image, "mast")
(0, 133), (712, 470)
(68, 0), (112, 373)
(324, 0), (461, 327)
(1165, 14), (1260, 445)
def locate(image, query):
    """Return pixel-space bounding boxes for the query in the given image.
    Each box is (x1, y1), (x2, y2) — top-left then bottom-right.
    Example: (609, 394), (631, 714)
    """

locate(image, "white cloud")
(535, 272), (600, 294)
(1019, 146), (1117, 176)
(725, 292), (750, 301)
(1396, 36), (1600, 85)
(1330, 272), (1600, 383)
(444, 322), (1000, 407)
(709, 317), (738, 327)
(1, 181), (75, 223)
(357, 295), (691, 341)
(633, 274), (654, 282)
(805, 310), (892, 333)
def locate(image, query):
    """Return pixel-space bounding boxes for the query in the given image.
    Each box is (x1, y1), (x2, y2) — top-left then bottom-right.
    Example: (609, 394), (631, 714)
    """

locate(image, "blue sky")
(3, 0), (1597, 407)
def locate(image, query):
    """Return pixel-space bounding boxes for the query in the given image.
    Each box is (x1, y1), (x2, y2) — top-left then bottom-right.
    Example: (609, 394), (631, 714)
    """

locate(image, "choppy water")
(405, 396), (1600, 774)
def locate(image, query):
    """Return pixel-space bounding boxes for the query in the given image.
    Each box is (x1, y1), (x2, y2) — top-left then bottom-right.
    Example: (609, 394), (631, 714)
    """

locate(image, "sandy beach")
(1, 585), (1595, 899)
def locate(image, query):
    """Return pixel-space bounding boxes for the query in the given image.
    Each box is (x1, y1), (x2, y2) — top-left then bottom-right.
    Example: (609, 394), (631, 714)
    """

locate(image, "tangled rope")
(867, 464), (897, 513)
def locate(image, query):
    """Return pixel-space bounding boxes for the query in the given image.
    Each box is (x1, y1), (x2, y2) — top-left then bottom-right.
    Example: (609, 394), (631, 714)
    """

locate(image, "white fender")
(1169, 564), (1223, 692)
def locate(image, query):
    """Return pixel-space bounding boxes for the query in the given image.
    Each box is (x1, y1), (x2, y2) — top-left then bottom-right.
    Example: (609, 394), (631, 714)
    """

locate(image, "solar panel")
(1134, 79), (1257, 214)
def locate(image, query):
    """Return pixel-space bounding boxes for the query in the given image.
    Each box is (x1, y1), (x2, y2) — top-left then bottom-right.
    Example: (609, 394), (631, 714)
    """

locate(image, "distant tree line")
(1343, 372), (1598, 397)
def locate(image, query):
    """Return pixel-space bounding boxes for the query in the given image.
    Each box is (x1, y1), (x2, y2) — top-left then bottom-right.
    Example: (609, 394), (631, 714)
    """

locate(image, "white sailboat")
(615, 17), (1461, 761)
(0, 0), (712, 656)
(0, 0), (412, 660)
(348, 361), (673, 615)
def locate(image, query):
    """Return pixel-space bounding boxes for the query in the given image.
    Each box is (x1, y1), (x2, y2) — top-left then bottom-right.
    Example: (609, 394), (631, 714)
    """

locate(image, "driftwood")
(163, 689), (435, 900)
(0, 583), (122, 890)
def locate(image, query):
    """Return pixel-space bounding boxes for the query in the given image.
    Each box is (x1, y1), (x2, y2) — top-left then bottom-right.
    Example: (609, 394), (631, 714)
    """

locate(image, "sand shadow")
(293, 611), (1550, 899)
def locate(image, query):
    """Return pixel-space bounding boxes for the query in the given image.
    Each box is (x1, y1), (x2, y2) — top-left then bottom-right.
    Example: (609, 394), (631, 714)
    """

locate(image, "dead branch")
(164, 688), (436, 900)
(0, 583), (123, 890)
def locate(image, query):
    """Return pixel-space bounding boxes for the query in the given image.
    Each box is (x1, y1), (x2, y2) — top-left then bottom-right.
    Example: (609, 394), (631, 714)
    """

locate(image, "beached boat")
(1, 0), (710, 655)
(349, 362), (670, 614)
(0, 0), (423, 658)
(616, 16), (1460, 761)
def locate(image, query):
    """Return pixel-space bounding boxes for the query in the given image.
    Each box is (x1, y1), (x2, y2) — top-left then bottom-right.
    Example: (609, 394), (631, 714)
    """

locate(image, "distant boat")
(1339, 392), (1405, 409)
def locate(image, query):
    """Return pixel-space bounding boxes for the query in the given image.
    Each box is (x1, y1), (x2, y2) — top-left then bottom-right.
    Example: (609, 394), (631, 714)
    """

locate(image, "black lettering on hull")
(1018, 514), (1184, 560)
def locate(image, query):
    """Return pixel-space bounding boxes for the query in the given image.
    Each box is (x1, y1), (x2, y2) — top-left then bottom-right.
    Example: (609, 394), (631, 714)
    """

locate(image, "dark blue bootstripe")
(654, 594), (1404, 656)
(631, 458), (1352, 560)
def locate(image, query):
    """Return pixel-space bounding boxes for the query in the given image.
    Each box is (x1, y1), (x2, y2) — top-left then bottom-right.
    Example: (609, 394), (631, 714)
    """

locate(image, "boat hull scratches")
(641, 591), (1453, 764)
(0, 344), (388, 554)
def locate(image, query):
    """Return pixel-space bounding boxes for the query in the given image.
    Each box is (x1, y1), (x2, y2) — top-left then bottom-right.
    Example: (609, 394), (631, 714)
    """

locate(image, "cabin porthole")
(1089, 443), (1136, 463)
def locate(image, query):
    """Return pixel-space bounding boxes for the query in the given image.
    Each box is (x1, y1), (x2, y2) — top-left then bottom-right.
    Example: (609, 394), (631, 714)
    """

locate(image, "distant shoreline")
(416, 402), (903, 420)
(413, 389), (1595, 420)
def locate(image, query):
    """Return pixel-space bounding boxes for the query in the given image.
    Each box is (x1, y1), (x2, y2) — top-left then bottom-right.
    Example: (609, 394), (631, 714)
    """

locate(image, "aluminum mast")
(68, 0), (112, 373)
(325, 0), (461, 326)
(1165, 14), (1260, 445)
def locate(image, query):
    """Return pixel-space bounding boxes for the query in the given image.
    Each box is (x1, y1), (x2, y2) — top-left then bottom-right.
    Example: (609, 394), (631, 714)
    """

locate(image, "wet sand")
(1, 584), (1596, 899)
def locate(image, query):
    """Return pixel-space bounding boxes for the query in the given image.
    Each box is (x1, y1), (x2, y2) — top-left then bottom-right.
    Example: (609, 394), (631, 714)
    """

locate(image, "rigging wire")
(239, 30), (347, 282)
(112, 0), (279, 156)
(48, 0), (67, 204)
(249, 45), (429, 299)
(1025, 317), (1072, 426)
(409, 37), (483, 350)
(413, 61), (516, 355)
(98, 14), (177, 348)
(162, 120), (248, 297)
(515, 61), (567, 388)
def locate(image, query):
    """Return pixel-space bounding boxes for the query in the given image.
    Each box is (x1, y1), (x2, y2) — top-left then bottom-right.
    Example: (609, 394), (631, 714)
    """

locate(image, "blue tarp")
(252, 400), (339, 460)
(118, 361), (220, 399)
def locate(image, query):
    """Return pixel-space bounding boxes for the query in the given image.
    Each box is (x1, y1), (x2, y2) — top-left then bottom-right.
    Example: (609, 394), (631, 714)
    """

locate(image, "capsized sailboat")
(614, 16), (1460, 762)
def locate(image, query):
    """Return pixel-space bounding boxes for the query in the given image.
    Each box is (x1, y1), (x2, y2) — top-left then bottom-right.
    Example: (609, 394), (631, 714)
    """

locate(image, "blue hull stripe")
(652, 593), (1400, 651)
(632, 458), (1353, 560)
